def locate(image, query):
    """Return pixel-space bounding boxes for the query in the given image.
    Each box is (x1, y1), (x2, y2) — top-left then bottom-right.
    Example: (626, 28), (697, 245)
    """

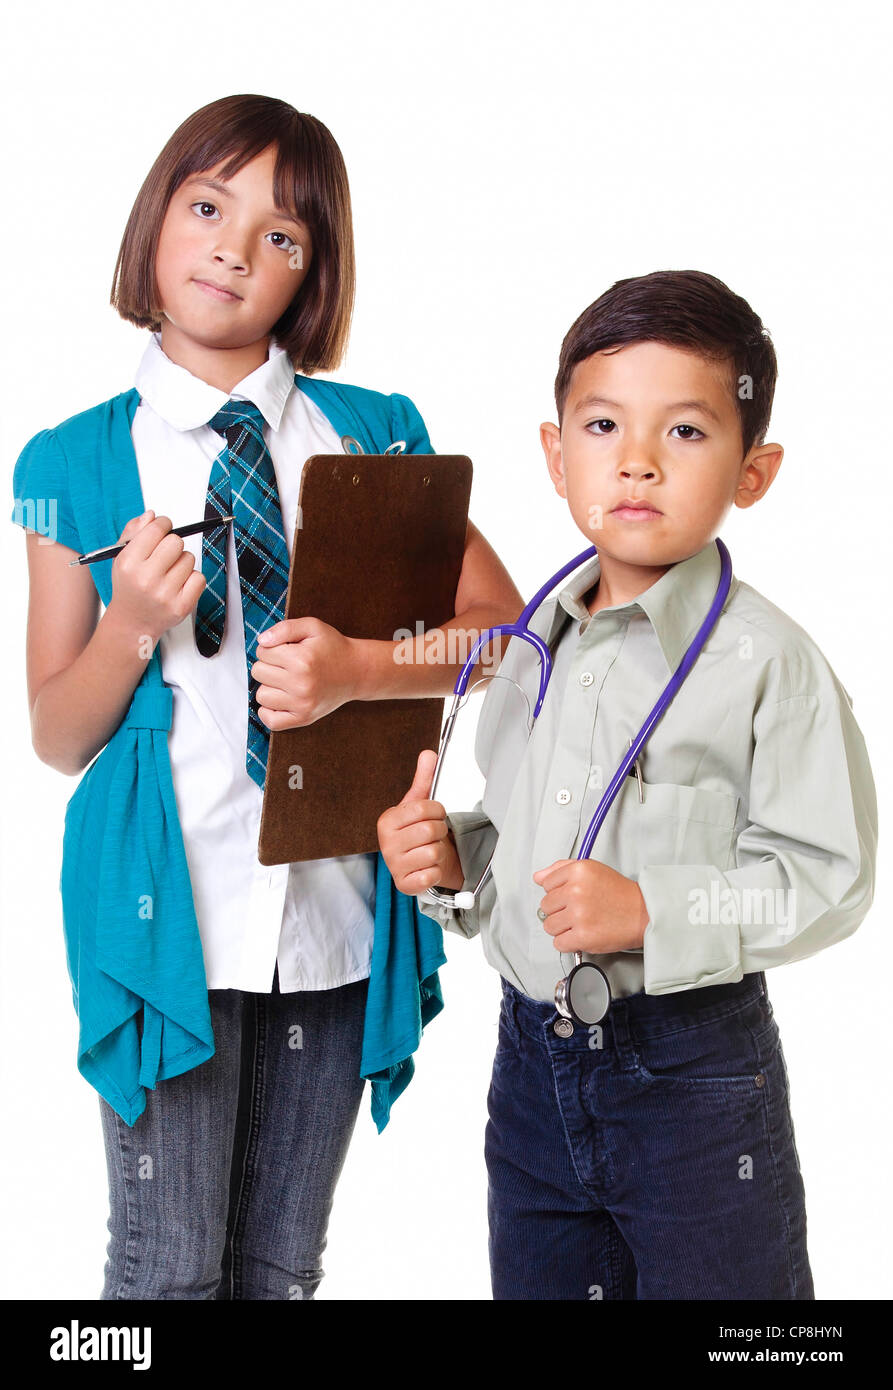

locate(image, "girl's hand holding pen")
(377, 750), (465, 896)
(108, 510), (207, 644)
(252, 617), (366, 729)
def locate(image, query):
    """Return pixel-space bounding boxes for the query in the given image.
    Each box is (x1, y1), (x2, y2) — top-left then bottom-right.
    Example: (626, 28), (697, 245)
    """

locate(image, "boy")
(377, 269), (878, 1300)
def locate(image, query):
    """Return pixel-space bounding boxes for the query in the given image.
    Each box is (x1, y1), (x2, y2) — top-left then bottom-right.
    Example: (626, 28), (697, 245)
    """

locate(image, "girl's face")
(154, 144), (313, 356)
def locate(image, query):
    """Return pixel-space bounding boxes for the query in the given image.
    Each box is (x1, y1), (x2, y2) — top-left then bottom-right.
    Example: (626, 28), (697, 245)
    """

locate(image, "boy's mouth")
(611, 499), (663, 521)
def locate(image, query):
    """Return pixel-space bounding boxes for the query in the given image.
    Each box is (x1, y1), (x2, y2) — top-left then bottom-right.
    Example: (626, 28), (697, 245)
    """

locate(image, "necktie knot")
(209, 399), (266, 441)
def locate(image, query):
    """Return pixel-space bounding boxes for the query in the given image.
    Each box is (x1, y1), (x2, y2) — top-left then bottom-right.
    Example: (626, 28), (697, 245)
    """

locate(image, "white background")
(1, 0), (890, 1301)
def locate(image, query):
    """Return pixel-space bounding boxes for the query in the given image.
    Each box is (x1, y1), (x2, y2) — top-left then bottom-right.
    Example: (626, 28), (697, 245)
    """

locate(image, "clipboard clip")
(340, 435), (407, 456)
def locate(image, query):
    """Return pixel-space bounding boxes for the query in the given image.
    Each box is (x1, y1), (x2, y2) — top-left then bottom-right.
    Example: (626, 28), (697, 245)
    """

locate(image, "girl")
(11, 93), (521, 1300)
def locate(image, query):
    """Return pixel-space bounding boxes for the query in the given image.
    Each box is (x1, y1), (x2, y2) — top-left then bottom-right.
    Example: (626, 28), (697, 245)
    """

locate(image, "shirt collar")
(134, 331), (296, 432)
(533, 538), (731, 673)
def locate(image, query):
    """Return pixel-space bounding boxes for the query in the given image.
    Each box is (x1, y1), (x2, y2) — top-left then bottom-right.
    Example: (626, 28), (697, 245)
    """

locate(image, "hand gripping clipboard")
(257, 437), (473, 865)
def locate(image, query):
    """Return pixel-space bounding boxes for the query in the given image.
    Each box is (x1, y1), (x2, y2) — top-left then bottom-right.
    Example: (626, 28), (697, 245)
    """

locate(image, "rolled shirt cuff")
(638, 863), (745, 994)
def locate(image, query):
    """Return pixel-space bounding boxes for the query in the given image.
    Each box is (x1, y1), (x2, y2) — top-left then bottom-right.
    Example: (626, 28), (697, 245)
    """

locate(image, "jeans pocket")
(632, 995), (780, 1092)
(492, 993), (521, 1068)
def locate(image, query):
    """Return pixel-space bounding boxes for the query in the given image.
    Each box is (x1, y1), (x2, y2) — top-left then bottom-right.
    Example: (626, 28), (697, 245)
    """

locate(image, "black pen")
(67, 515), (235, 567)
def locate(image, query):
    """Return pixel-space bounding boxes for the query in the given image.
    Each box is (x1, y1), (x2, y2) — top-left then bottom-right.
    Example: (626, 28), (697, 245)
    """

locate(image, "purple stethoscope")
(424, 536), (733, 1027)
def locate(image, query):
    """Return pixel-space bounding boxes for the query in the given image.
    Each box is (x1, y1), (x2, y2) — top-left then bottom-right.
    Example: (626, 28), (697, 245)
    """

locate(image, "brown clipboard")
(257, 451), (473, 864)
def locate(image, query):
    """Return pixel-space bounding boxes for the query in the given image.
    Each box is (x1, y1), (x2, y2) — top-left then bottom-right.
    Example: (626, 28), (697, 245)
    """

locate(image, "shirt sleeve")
(415, 803), (498, 940)
(10, 427), (82, 552)
(389, 392), (434, 454)
(638, 674), (878, 994)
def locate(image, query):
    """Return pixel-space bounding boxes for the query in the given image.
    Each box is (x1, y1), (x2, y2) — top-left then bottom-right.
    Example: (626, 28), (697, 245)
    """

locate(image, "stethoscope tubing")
(576, 536), (732, 858)
(425, 537), (732, 914)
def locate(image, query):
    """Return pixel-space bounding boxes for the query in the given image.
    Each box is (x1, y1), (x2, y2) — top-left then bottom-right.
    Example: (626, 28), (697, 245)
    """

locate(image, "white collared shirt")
(131, 331), (376, 993)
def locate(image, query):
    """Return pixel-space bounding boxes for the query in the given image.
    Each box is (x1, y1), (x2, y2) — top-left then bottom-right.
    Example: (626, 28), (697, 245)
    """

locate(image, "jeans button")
(553, 1018), (574, 1038)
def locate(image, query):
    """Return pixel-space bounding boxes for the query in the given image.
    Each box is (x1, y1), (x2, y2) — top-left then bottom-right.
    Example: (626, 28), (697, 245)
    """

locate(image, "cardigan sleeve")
(389, 392), (434, 454)
(10, 427), (82, 552)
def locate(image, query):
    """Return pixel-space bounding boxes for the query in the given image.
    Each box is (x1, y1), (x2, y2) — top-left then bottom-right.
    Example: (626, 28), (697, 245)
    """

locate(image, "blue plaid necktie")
(194, 400), (291, 790)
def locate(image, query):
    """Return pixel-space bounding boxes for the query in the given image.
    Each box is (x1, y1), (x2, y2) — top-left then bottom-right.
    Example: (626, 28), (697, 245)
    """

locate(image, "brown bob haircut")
(110, 93), (355, 374)
(554, 269), (778, 459)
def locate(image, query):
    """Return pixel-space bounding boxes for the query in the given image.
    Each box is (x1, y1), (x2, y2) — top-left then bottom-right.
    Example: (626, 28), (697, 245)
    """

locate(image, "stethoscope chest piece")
(555, 957), (612, 1026)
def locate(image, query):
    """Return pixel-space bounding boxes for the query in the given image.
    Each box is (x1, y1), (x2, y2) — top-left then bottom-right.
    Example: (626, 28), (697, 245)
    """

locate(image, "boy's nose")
(619, 461), (658, 478)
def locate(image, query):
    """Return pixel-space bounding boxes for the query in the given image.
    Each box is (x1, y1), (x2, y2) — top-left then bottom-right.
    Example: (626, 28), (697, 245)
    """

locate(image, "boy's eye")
(670, 424), (705, 440)
(587, 419), (616, 435)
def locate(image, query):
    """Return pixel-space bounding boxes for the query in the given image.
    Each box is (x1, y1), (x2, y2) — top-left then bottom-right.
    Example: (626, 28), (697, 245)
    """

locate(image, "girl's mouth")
(194, 279), (241, 303)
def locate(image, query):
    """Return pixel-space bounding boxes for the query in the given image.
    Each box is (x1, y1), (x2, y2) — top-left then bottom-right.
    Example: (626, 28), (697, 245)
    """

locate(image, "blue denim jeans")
(98, 971), (369, 1300)
(486, 971), (814, 1300)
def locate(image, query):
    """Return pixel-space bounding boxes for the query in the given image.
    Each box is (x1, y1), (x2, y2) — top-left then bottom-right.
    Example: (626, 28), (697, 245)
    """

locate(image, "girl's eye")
(189, 202), (298, 250)
(671, 424), (705, 440)
(587, 419), (616, 435)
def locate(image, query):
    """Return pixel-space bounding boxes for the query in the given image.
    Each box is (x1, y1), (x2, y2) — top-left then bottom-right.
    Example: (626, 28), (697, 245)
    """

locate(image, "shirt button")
(555, 788), (572, 805)
(579, 671), (594, 687)
(553, 1018), (574, 1038)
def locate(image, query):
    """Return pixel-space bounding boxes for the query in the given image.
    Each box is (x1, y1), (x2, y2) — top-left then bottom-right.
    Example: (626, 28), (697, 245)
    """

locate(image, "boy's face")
(540, 341), (782, 574)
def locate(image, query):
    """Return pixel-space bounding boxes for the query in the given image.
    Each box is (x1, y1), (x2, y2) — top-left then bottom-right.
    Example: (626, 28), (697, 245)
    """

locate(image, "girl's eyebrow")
(185, 177), (306, 228)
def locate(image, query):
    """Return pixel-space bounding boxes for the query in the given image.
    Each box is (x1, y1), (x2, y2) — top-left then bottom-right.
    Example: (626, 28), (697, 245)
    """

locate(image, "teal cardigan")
(10, 374), (447, 1130)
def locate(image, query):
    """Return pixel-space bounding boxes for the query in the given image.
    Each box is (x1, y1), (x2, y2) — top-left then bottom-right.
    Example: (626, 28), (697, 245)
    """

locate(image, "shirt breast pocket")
(604, 777), (740, 880)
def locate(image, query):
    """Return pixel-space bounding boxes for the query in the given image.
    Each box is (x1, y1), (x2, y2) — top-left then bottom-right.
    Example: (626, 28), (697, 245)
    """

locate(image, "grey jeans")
(98, 970), (369, 1299)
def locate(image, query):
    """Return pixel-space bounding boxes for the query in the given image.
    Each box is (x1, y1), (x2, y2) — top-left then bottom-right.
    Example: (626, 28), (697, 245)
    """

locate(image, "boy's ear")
(540, 421), (567, 498)
(735, 442), (784, 510)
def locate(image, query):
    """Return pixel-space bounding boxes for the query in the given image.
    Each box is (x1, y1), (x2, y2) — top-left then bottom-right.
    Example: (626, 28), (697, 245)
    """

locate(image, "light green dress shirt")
(416, 538), (878, 1001)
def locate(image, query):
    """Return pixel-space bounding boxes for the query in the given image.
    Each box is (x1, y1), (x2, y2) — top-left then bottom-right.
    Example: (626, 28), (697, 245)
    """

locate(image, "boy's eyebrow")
(574, 393), (723, 424)
(185, 177), (306, 227)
